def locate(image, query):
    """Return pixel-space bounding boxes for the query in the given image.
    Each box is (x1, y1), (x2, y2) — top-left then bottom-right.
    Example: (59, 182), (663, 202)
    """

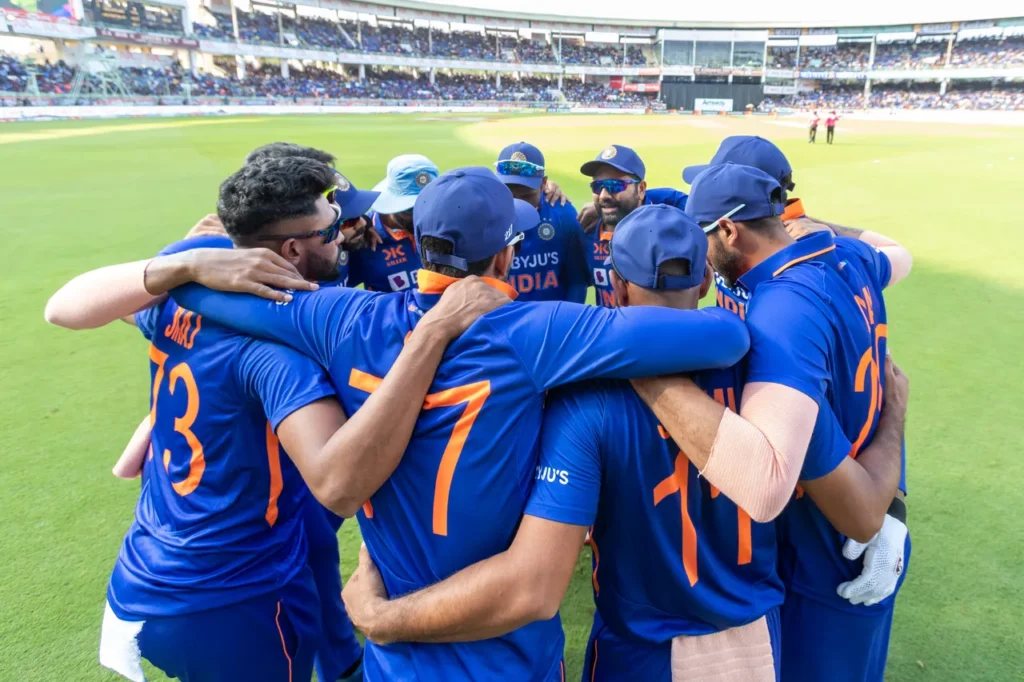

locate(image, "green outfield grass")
(1, 113), (1021, 681)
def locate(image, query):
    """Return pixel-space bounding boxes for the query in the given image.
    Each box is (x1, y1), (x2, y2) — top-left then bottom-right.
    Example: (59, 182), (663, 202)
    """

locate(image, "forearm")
(319, 319), (453, 517)
(848, 403), (906, 521)
(367, 552), (543, 644)
(45, 257), (191, 330)
(634, 380), (815, 522)
(809, 217), (912, 286)
(611, 307), (750, 376)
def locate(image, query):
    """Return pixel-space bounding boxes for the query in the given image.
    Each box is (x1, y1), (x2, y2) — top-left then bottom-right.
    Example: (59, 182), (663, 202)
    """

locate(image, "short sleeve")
(237, 340), (337, 430)
(745, 282), (832, 404)
(134, 301), (165, 341)
(524, 385), (605, 527)
(645, 187), (688, 211)
(155, 235), (233, 258)
(801, 402), (853, 481)
(836, 237), (892, 290)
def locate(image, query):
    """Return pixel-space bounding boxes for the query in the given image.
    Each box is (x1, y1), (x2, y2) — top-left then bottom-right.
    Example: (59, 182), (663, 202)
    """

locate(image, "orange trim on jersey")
(416, 269), (519, 300)
(362, 500), (374, 518)
(349, 368), (383, 394)
(657, 425), (670, 440)
(773, 245), (836, 277)
(265, 422), (283, 527)
(599, 231), (613, 242)
(737, 508), (752, 565)
(781, 198), (806, 222)
(587, 527), (600, 594)
(590, 640), (599, 682)
(274, 601), (294, 682)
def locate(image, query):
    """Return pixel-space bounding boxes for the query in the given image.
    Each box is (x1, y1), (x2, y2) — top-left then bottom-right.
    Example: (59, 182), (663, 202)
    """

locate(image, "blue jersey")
(348, 213), (422, 293)
(526, 368), (783, 642)
(172, 271), (749, 682)
(585, 188), (688, 308)
(108, 241), (335, 620)
(737, 233), (900, 614)
(510, 200), (588, 303)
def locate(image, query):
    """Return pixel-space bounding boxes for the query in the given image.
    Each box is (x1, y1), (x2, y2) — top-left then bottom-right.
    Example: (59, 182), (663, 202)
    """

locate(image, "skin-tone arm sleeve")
(809, 218), (913, 287)
(631, 378), (817, 523)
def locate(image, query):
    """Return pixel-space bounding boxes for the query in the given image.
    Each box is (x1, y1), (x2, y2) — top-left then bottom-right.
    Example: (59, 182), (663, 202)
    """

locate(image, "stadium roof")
(353, 0), (1023, 29)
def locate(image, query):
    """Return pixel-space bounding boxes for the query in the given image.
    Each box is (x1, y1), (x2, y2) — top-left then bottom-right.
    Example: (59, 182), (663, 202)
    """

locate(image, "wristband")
(887, 497), (907, 524)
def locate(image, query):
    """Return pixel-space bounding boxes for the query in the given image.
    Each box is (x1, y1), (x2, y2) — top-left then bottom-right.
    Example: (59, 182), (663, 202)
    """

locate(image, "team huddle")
(45, 132), (913, 682)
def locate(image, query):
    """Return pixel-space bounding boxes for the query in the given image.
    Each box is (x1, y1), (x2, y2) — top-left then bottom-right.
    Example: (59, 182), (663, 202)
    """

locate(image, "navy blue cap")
(580, 145), (646, 180)
(684, 163), (786, 227)
(607, 204), (707, 290)
(414, 167), (539, 272)
(331, 171), (379, 220)
(682, 136), (792, 185)
(496, 141), (545, 190)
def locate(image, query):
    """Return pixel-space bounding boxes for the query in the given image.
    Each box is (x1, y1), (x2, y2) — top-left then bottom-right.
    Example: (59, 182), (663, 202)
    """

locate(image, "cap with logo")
(495, 141), (545, 190)
(331, 171), (380, 220)
(371, 154), (440, 215)
(580, 144), (646, 180)
(414, 167), (540, 272)
(682, 136), (792, 185)
(607, 204), (707, 290)
(684, 163), (786, 228)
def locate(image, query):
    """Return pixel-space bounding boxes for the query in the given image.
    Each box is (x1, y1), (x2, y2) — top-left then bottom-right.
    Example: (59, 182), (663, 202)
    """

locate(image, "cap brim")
(337, 189), (380, 219)
(682, 164), (710, 184)
(497, 173), (544, 190)
(513, 199), (541, 233)
(370, 179), (417, 214)
(581, 159), (639, 178)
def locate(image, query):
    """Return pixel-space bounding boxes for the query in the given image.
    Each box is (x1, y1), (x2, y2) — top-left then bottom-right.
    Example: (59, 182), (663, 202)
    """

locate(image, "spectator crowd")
(763, 81), (1024, 111)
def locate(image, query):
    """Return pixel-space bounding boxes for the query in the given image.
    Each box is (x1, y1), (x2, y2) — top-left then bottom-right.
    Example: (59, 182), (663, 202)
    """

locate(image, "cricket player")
(578, 145), (687, 307)
(46, 157), (507, 682)
(338, 205), (909, 682)
(170, 163), (751, 682)
(826, 111), (839, 145)
(683, 135), (913, 616)
(634, 163), (912, 682)
(246, 142), (382, 287)
(495, 142), (589, 302)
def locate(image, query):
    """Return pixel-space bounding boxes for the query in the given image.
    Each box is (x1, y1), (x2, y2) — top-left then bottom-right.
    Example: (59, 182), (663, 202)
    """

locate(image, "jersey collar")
(738, 231), (838, 294)
(373, 212), (413, 244)
(781, 198), (806, 221)
(411, 269), (518, 313)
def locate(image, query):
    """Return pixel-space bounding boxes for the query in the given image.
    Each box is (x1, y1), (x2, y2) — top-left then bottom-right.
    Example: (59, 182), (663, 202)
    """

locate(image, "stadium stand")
(83, 0), (184, 35)
(799, 44), (871, 71)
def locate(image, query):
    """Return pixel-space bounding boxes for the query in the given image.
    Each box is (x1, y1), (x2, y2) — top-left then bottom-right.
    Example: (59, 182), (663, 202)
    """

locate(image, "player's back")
(329, 292), (566, 681)
(108, 299), (313, 620)
(757, 235), (894, 610)
(572, 369), (782, 642)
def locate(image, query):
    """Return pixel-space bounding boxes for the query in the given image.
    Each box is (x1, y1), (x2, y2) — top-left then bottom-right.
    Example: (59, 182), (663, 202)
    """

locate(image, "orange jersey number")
(348, 369), (492, 536)
(148, 344), (206, 496)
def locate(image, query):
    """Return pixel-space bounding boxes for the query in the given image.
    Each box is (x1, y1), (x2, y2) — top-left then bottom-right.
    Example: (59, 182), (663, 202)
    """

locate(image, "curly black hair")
(244, 142), (336, 166)
(217, 156), (336, 241)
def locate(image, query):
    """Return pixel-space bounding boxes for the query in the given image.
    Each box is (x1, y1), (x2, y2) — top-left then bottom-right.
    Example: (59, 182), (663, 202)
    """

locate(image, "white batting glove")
(837, 514), (907, 606)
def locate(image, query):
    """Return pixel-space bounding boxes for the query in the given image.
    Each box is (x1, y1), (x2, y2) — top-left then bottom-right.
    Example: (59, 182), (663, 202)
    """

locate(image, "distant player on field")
(809, 111), (820, 143)
(171, 163), (751, 682)
(46, 157), (506, 682)
(578, 144), (687, 307)
(339, 206), (909, 682)
(494, 141), (589, 302)
(826, 111), (839, 144)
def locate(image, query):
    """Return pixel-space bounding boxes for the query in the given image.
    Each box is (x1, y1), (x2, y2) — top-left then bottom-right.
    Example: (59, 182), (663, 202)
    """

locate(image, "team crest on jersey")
(510, 151), (527, 162)
(600, 146), (617, 160)
(415, 171), (431, 188)
(335, 173), (351, 192)
(537, 223), (555, 240)
(338, 250), (349, 266)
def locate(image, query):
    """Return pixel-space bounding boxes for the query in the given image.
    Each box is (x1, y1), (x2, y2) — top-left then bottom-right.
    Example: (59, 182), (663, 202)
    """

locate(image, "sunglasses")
(700, 204), (746, 234)
(496, 160), (544, 178)
(590, 178), (639, 195)
(259, 203), (347, 245)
